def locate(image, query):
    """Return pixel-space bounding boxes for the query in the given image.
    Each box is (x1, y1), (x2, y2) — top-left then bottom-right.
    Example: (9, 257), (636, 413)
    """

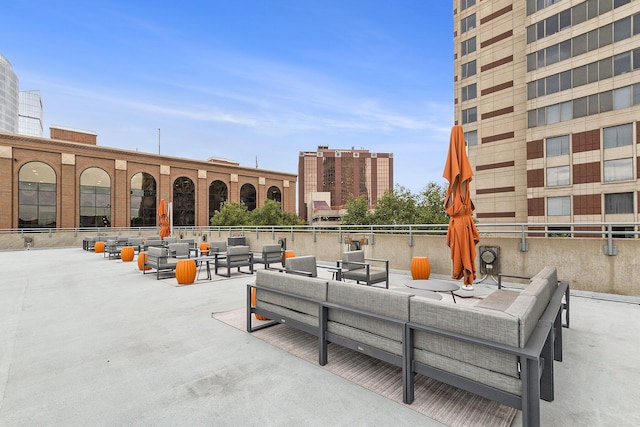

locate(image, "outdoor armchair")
(215, 245), (253, 277)
(145, 246), (178, 280)
(253, 244), (283, 269)
(337, 250), (389, 289)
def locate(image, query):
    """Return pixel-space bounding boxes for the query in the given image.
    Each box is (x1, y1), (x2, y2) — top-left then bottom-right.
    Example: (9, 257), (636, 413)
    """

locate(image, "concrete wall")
(1, 230), (637, 296)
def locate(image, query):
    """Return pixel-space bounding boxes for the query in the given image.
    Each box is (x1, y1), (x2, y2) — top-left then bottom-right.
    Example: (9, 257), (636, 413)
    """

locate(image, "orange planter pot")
(137, 251), (151, 271)
(121, 246), (135, 262)
(251, 287), (270, 320)
(199, 242), (210, 256)
(411, 256), (431, 280)
(282, 249), (296, 267)
(176, 259), (196, 285)
(94, 241), (105, 253)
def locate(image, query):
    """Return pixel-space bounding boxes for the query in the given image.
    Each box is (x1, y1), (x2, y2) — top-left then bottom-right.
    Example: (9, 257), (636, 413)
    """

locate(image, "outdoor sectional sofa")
(247, 266), (569, 427)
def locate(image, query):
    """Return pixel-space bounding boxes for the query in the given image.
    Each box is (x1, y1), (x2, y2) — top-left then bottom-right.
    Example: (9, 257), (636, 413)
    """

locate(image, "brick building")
(0, 127), (296, 229)
(454, 0), (640, 233)
(298, 146), (393, 222)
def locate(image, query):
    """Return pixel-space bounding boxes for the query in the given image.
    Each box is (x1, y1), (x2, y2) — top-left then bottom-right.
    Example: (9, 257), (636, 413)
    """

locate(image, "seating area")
(8, 244), (630, 425)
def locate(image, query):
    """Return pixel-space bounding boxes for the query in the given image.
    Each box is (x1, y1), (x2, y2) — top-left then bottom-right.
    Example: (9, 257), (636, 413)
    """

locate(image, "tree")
(250, 199), (306, 225)
(417, 181), (449, 224)
(210, 202), (251, 226)
(341, 195), (372, 225)
(371, 185), (419, 225)
(251, 199), (285, 225)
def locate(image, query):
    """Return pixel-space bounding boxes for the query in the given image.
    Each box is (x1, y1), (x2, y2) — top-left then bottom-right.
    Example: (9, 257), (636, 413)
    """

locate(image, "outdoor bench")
(247, 266), (568, 427)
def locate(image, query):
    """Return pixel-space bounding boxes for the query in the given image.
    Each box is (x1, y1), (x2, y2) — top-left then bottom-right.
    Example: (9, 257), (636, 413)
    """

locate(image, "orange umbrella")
(158, 198), (170, 239)
(443, 125), (479, 290)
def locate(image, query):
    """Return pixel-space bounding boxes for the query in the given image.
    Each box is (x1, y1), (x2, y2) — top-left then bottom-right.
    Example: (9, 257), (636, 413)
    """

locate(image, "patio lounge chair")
(145, 246), (178, 279)
(253, 244), (283, 269)
(215, 245), (253, 277)
(337, 250), (389, 289)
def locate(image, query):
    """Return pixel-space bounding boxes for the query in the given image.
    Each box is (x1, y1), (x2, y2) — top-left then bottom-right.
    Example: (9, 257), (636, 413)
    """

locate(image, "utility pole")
(158, 128), (161, 155)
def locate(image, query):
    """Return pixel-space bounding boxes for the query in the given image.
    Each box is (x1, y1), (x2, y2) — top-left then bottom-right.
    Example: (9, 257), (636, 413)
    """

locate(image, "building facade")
(0, 128), (297, 230)
(298, 146), (393, 222)
(0, 54), (19, 134)
(454, 0), (640, 233)
(18, 90), (43, 137)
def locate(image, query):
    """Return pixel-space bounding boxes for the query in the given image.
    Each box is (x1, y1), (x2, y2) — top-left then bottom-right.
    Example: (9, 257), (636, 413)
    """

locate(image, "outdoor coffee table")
(191, 255), (218, 280)
(396, 287), (442, 300)
(405, 279), (460, 303)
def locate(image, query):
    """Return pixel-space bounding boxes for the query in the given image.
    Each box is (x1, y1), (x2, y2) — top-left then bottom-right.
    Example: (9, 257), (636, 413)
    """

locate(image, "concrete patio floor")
(1, 247), (640, 426)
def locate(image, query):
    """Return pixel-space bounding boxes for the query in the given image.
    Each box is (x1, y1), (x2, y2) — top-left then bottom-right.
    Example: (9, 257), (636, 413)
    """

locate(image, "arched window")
(267, 186), (282, 204)
(240, 183), (257, 211)
(209, 180), (228, 220)
(173, 176), (195, 226)
(130, 172), (157, 227)
(80, 167), (111, 227)
(18, 161), (57, 228)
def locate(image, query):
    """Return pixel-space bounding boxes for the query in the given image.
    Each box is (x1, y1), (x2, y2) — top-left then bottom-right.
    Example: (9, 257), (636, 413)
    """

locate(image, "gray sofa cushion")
(409, 297), (521, 378)
(505, 294), (539, 348)
(475, 289), (520, 311)
(255, 270), (328, 318)
(326, 281), (410, 351)
(523, 266), (557, 303)
(413, 348), (522, 396)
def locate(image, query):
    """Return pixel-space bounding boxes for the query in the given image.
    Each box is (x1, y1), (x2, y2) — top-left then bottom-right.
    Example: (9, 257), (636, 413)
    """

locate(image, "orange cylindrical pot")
(199, 242), (210, 256)
(94, 241), (105, 253)
(251, 287), (270, 320)
(176, 259), (196, 285)
(410, 256), (431, 280)
(138, 251), (151, 271)
(121, 246), (135, 262)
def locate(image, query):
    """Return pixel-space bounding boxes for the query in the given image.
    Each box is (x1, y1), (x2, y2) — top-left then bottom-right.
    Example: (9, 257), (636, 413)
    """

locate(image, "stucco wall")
(0, 230), (637, 296)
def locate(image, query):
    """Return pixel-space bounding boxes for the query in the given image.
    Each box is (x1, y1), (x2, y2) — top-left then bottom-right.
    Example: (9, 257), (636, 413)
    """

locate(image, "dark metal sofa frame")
(247, 278), (569, 427)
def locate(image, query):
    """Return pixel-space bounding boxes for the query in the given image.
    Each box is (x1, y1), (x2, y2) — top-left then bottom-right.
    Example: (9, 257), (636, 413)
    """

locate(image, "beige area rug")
(213, 307), (517, 427)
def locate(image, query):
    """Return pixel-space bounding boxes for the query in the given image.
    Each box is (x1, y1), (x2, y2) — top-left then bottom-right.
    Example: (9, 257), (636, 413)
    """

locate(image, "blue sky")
(3, 1), (454, 193)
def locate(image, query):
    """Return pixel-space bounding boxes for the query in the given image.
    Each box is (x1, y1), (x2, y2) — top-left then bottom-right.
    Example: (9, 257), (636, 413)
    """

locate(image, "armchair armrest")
(268, 266), (314, 277)
(497, 273), (531, 289)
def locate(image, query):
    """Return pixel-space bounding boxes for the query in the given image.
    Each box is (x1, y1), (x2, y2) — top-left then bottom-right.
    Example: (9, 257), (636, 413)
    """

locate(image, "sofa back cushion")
(409, 297), (521, 377)
(327, 281), (410, 342)
(523, 266), (557, 302)
(255, 270), (327, 319)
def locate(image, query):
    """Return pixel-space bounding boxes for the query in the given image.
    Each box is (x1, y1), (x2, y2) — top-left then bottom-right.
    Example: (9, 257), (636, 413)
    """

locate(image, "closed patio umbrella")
(443, 125), (479, 291)
(158, 198), (170, 239)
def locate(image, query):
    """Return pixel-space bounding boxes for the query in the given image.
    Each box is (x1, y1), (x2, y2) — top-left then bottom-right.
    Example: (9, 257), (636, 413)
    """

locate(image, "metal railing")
(3, 221), (639, 251)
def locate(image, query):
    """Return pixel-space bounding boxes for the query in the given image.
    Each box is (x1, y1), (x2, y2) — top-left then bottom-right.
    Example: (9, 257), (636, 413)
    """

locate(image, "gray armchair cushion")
(254, 244), (283, 265)
(209, 241), (227, 253)
(168, 243), (190, 259)
(163, 237), (177, 244)
(342, 250), (365, 271)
